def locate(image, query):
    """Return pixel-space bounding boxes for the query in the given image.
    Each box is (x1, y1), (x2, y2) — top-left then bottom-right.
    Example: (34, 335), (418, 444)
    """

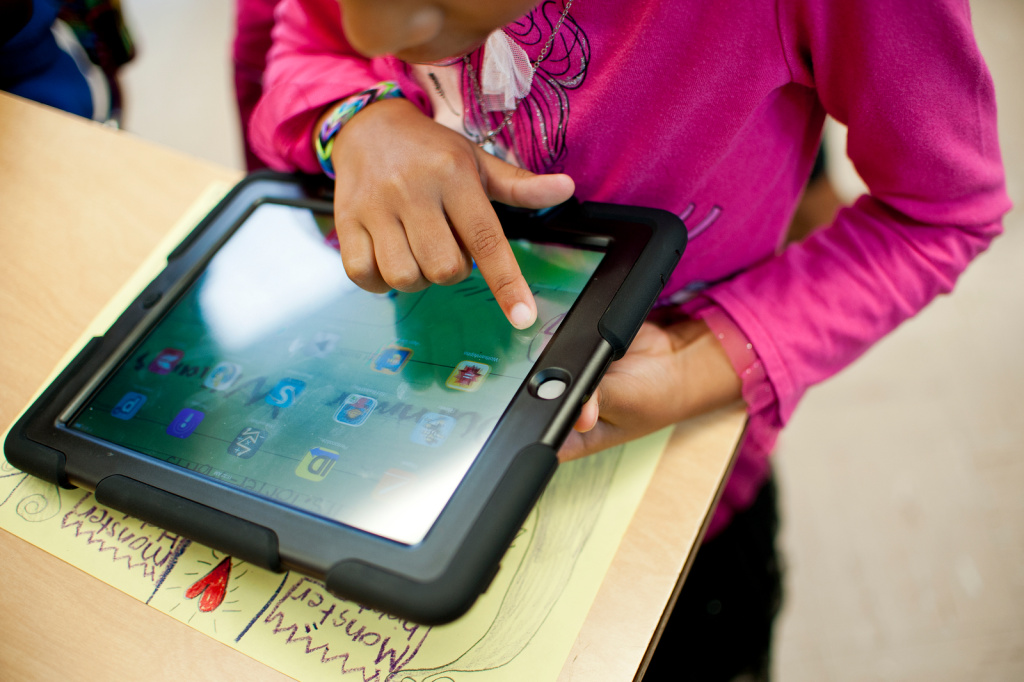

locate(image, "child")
(1, 0), (94, 118)
(233, 0), (283, 170)
(248, 0), (1010, 677)
(1, 0), (134, 123)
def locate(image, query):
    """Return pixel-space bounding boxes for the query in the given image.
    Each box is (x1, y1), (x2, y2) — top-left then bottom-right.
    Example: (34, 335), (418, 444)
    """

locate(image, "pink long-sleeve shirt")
(248, 0), (1010, 536)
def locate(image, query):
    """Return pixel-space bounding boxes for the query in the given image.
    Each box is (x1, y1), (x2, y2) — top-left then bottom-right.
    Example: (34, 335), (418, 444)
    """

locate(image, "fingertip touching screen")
(68, 202), (604, 545)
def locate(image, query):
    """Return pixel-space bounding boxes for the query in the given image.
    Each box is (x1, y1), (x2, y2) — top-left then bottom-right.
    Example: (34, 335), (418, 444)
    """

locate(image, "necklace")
(428, 0), (576, 150)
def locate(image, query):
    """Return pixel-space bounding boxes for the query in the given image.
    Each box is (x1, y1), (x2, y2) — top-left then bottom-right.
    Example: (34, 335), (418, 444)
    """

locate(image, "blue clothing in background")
(0, 0), (93, 118)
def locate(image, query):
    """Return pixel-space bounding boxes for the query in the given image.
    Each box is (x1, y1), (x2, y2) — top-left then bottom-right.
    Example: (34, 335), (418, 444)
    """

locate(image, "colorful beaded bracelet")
(314, 81), (404, 179)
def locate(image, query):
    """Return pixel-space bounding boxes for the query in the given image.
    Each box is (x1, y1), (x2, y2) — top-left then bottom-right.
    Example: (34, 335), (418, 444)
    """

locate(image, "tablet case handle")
(95, 475), (283, 571)
(583, 203), (688, 359)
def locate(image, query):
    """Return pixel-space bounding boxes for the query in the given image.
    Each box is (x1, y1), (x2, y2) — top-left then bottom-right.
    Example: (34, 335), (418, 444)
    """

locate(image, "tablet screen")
(68, 202), (604, 545)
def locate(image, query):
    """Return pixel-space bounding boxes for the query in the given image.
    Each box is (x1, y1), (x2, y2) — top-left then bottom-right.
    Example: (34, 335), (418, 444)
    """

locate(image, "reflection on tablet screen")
(69, 203), (604, 545)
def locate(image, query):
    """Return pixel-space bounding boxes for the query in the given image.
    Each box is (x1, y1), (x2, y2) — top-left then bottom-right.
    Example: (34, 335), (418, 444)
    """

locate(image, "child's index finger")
(469, 227), (537, 330)
(445, 182), (537, 330)
(508, 299), (537, 330)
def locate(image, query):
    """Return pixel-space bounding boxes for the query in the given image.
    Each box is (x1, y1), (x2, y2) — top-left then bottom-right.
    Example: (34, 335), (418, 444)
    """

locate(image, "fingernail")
(509, 302), (536, 329)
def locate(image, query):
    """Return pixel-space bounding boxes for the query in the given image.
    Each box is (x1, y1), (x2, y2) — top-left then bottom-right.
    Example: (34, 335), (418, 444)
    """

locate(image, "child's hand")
(558, 320), (744, 461)
(329, 98), (575, 329)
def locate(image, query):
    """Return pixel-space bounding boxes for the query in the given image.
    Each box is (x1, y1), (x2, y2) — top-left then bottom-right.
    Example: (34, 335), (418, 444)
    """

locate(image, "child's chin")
(402, 40), (484, 66)
(420, 55), (465, 67)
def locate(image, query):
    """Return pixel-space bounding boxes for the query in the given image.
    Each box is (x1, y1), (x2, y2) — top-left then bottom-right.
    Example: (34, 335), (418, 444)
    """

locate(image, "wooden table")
(0, 92), (746, 681)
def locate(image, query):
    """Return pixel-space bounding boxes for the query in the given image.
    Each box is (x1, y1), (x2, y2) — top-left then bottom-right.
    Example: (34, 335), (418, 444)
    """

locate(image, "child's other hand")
(558, 320), (743, 461)
(330, 98), (575, 329)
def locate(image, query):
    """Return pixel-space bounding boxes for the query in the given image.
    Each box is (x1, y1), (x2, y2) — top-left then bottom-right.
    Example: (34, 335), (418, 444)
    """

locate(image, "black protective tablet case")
(5, 172), (686, 623)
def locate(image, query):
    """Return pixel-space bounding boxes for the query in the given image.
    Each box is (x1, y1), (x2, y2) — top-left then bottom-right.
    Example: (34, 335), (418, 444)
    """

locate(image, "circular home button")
(530, 368), (572, 400)
(536, 378), (567, 400)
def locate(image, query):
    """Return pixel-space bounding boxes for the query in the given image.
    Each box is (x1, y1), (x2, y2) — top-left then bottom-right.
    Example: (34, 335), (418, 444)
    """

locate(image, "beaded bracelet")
(315, 81), (404, 179)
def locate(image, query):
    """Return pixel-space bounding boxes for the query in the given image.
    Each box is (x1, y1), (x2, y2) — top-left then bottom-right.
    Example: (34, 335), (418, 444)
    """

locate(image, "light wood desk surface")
(0, 92), (746, 681)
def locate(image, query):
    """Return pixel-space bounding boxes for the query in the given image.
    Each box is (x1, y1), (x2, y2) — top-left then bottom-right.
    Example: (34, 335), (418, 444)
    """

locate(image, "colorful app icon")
(446, 360), (491, 392)
(334, 394), (377, 427)
(372, 345), (413, 375)
(410, 413), (456, 447)
(228, 426), (267, 459)
(203, 362), (242, 391)
(148, 348), (185, 375)
(265, 378), (306, 408)
(372, 469), (416, 499)
(296, 447), (339, 481)
(111, 392), (147, 420)
(167, 408), (204, 439)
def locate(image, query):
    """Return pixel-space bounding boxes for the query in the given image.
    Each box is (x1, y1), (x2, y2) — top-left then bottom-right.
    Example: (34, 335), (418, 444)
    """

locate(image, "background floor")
(113, 1), (1023, 679)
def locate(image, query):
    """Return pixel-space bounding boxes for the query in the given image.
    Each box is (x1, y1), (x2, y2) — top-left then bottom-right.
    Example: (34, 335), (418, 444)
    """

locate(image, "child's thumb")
(476, 149), (575, 209)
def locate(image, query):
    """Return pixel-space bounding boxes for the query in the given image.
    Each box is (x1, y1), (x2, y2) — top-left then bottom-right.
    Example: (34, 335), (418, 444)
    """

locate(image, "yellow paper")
(0, 185), (670, 681)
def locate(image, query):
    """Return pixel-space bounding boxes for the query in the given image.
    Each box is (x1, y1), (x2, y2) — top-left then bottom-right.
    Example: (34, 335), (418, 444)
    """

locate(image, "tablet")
(5, 173), (686, 623)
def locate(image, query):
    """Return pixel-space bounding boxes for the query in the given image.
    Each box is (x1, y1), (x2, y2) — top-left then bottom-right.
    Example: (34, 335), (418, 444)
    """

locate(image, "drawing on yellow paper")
(0, 432), (664, 682)
(0, 185), (670, 681)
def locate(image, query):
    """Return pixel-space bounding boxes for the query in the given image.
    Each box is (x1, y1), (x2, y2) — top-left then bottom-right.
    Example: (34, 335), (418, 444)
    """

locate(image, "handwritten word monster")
(254, 577), (430, 681)
(61, 493), (189, 582)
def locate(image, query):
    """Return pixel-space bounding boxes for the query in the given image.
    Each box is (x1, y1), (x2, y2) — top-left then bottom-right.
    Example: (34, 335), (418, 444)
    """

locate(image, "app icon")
(111, 392), (147, 420)
(410, 413), (456, 447)
(265, 378), (306, 408)
(296, 447), (339, 481)
(228, 426), (267, 458)
(372, 345), (413, 375)
(149, 348), (185, 375)
(203, 362), (242, 391)
(307, 332), (339, 358)
(167, 408), (204, 439)
(334, 394), (377, 427)
(372, 469), (416, 499)
(446, 360), (491, 392)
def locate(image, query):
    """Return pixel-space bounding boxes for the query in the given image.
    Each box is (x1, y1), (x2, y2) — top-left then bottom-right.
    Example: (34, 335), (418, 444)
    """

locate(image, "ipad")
(5, 173), (686, 623)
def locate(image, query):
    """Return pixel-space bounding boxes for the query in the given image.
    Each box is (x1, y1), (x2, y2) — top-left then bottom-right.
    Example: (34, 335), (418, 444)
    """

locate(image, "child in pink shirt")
(245, 0), (1010, 677)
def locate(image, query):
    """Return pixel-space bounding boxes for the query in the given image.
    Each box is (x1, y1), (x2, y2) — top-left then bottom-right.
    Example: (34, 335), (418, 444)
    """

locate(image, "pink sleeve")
(699, 0), (1010, 424)
(248, 0), (431, 173)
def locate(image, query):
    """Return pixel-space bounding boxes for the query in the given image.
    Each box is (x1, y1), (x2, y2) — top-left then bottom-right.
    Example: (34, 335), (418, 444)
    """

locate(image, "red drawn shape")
(185, 557), (231, 612)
